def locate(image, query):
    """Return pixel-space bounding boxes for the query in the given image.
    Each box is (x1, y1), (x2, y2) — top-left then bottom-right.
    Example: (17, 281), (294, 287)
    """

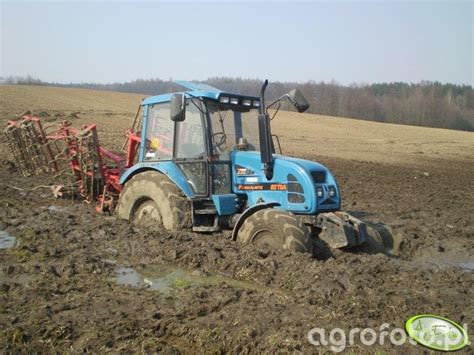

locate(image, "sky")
(0, 0), (472, 85)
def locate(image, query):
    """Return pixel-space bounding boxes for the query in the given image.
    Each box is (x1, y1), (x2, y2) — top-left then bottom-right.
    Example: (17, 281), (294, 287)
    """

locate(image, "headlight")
(317, 187), (323, 197)
(219, 96), (229, 104)
(230, 97), (239, 105)
(329, 186), (336, 197)
(253, 100), (260, 107)
(242, 99), (252, 106)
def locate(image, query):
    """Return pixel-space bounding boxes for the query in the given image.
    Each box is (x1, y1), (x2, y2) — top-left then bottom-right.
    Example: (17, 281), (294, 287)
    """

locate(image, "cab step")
(194, 208), (217, 215)
(192, 199), (220, 233)
(192, 225), (220, 232)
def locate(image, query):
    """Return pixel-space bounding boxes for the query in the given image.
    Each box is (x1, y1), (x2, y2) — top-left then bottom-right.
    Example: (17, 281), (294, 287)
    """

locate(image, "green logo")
(406, 315), (469, 351)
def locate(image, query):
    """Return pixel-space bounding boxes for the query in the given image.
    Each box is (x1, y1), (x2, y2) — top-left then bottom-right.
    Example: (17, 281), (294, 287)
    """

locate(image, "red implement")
(4, 115), (141, 213)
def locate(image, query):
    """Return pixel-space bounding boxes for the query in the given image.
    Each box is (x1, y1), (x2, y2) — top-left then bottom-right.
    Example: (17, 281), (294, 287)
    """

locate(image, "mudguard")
(119, 162), (194, 198)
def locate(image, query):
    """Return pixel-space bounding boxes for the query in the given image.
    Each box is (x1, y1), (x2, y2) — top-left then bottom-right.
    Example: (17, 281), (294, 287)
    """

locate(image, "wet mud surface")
(1, 153), (473, 353)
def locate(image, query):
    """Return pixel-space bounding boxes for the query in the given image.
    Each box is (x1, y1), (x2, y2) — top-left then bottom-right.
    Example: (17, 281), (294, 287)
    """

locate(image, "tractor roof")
(142, 80), (259, 106)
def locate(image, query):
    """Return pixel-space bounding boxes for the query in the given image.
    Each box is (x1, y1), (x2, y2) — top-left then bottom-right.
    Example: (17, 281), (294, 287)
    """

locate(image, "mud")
(0, 153), (472, 353)
(0, 98), (473, 352)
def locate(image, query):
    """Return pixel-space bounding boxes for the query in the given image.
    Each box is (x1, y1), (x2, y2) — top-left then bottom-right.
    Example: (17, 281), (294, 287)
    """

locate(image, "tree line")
(2, 75), (473, 131)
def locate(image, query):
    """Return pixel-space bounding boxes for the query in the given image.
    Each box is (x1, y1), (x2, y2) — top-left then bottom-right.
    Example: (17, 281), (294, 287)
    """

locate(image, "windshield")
(206, 102), (260, 160)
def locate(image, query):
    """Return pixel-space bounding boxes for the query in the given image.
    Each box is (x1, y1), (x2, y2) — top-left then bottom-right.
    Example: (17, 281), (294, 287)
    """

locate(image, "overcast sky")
(1, 0), (472, 85)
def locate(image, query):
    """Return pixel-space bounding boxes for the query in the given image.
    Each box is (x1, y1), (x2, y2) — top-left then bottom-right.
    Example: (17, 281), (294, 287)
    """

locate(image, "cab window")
(175, 101), (206, 159)
(145, 103), (174, 161)
(207, 105), (260, 161)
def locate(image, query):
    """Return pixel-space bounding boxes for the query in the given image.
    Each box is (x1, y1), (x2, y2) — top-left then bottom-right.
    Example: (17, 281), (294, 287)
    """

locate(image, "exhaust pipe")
(258, 80), (274, 180)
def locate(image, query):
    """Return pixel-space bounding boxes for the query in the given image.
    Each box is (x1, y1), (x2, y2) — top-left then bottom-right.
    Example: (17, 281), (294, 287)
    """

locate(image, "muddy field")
(0, 86), (473, 353)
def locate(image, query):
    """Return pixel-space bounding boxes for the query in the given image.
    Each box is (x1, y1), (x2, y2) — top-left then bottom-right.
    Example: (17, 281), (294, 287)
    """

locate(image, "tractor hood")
(231, 151), (341, 214)
(273, 154), (329, 173)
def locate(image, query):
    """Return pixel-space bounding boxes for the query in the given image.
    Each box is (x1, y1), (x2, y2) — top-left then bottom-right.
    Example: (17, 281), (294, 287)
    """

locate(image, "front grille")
(288, 182), (304, 193)
(320, 198), (336, 205)
(311, 171), (326, 183)
(287, 174), (305, 203)
(288, 193), (305, 203)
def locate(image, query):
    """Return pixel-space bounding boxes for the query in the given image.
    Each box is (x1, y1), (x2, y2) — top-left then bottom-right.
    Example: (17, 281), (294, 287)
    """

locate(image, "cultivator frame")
(3, 115), (139, 213)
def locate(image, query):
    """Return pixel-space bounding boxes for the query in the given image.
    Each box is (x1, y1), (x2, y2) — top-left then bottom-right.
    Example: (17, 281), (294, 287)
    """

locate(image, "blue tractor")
(116, 80), (367, 253)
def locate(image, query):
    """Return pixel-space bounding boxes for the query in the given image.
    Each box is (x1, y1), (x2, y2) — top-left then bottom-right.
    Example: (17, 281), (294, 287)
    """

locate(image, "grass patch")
(171, 277), (190, 289)
(7, 249), (30, 262)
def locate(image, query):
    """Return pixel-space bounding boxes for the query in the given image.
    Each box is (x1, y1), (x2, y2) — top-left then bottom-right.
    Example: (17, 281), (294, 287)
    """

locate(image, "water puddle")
(114, 265), (271, 295)
(457, 261), (474, 272)
(420, 257), (474, 273)
(0, 230), (17, 249)
(436, 258), (474, 273)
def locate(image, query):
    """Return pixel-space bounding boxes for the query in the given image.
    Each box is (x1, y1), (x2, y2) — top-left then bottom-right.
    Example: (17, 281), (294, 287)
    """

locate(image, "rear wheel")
(132, 199), (160, 225)
(236, 209), (313, 253)
(116, 171), (191, 230)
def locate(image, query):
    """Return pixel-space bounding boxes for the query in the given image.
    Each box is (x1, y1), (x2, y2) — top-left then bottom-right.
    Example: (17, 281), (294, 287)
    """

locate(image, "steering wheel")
(212, 132), (227, 151)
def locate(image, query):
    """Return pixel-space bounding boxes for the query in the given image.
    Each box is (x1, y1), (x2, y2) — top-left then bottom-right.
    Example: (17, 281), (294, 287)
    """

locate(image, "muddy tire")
(116, 171), (191, 230)
(237, 209), (313, 253)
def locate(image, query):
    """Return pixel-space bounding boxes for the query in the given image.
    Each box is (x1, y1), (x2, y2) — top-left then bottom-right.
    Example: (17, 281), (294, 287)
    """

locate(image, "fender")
(119, 162), (194, 198)
(231, 202), (280, 241)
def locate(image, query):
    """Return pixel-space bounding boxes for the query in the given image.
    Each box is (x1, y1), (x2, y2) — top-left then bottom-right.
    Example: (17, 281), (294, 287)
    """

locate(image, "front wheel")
(236, 209), (313, 253)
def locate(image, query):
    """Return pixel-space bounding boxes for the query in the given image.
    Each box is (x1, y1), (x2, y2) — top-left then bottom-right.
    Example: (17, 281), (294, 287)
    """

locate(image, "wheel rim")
(251, 229), (282, 249)
(132, 199), (160, 225)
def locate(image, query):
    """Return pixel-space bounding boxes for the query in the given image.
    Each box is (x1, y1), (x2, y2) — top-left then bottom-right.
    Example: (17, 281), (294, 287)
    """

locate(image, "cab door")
(174, 100), (208, 196)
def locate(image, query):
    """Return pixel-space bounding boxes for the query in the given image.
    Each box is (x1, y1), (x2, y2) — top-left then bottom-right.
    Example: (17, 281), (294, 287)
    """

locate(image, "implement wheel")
(236, 209), (313, 253)
(116, 171), (191, 230)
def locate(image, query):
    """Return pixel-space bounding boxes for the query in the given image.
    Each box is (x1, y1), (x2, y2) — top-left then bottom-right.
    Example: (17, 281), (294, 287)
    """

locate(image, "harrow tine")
(3, 116), (60, 176)
(4, 122), (34, 176)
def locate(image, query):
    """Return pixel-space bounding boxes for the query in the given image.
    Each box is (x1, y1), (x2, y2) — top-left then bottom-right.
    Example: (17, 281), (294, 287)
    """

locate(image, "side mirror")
(170, 94), (186, 122)
(288, 89), (310, 113)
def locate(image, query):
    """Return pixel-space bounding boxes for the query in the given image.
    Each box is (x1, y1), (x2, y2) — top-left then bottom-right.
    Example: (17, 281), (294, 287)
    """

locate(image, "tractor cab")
(131, 82), (265, 200)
